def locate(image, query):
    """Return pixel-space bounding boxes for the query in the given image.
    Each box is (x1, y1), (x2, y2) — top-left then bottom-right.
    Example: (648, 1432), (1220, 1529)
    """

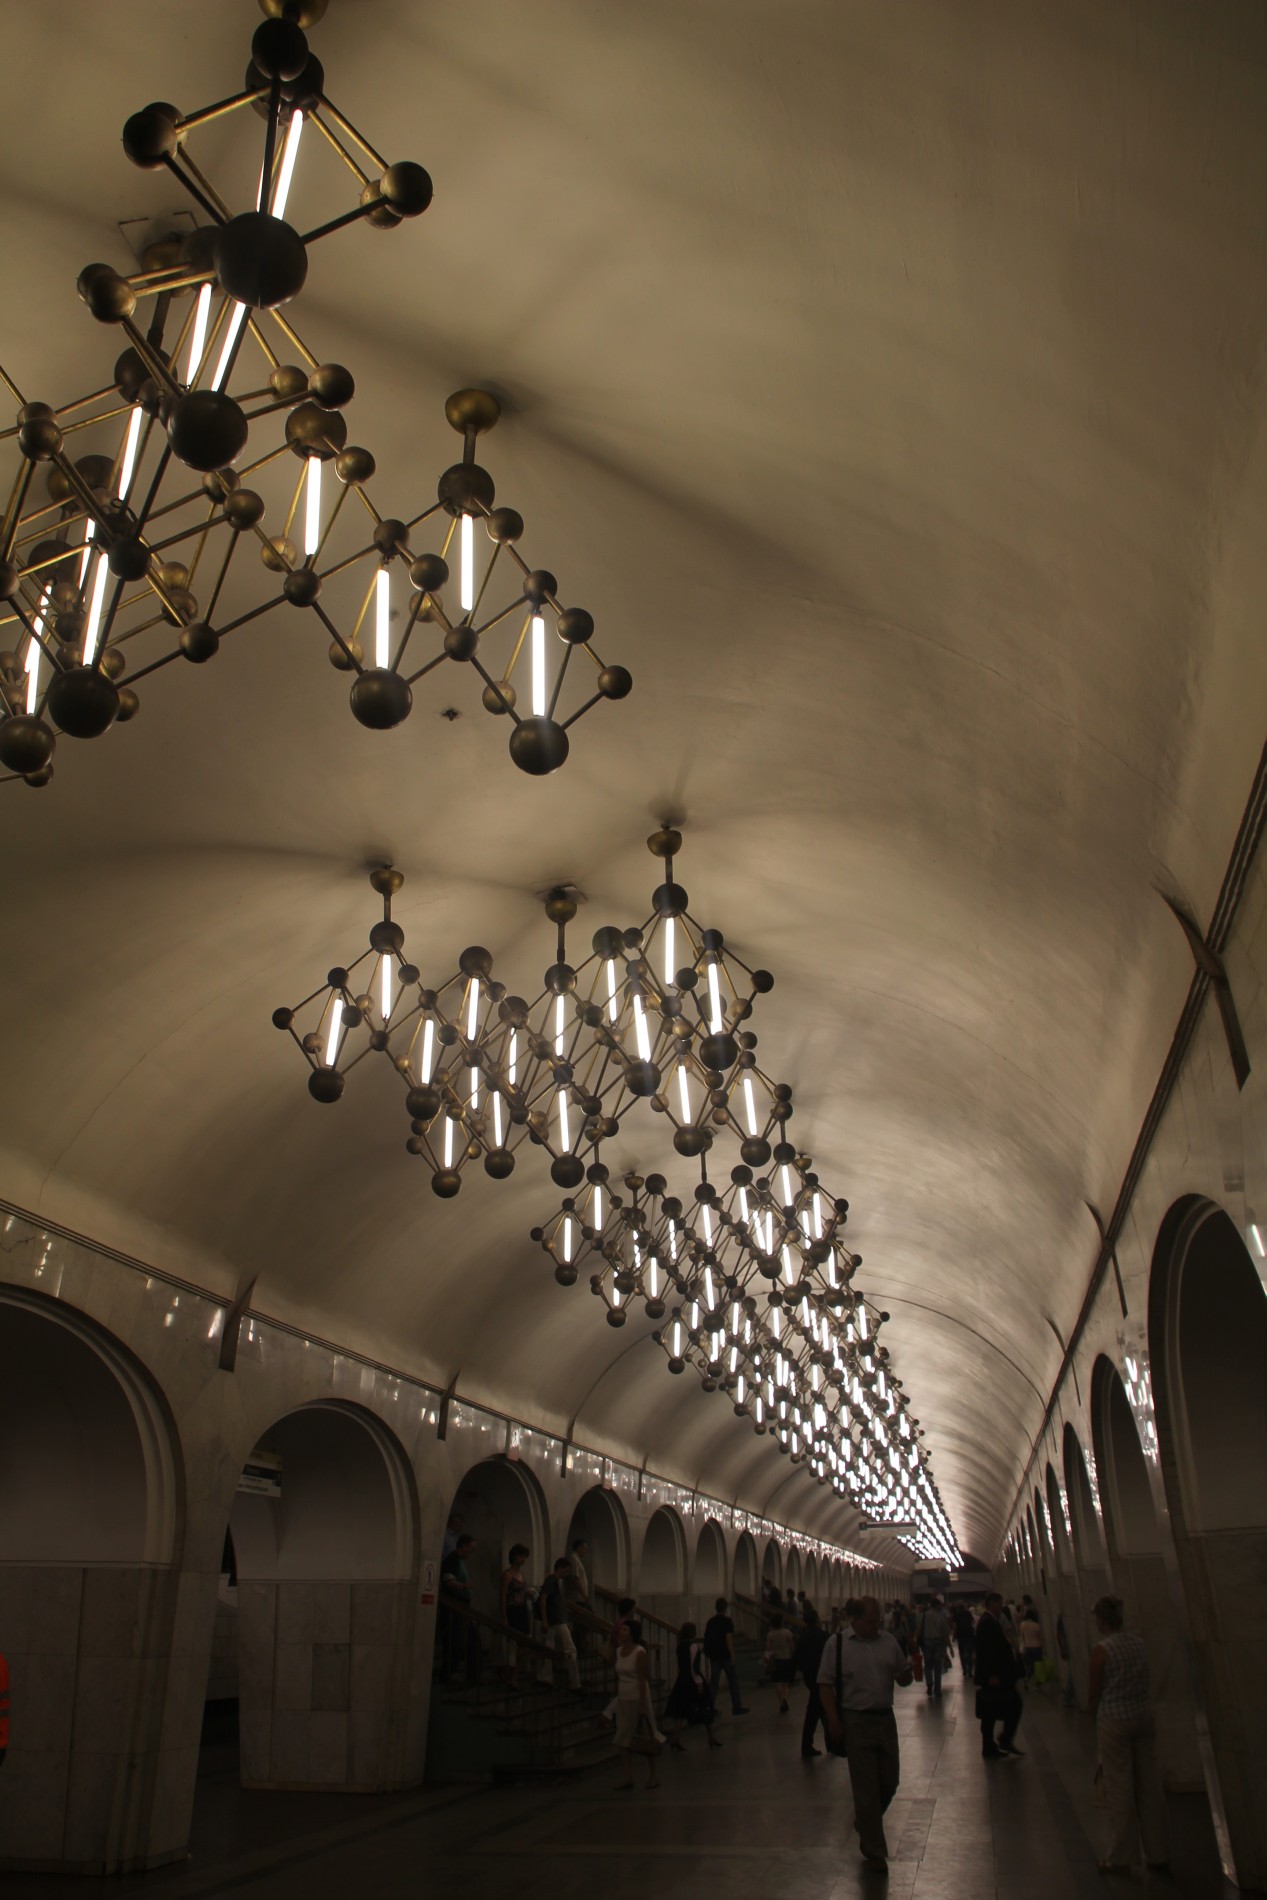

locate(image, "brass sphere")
(408, 552), (448, 593)
(115, 686), (140, 722)
(269, 363), (310, 401)
(283, 567), (321, 606)
(224, 487), (266, 531)
(261, 535), (297, 572)
(167, 391), (249, 472)
(307, 1067), (345, 1104)
(598, 664), (633, 699)
(379, 162), (433, 217)
(509, 715), (569, 776)
(486, 506), (523, 544)
(556, 607), (594, 646)
(328, 636), (362, 671)
(360, 180), (402, 229)
(77, 263), (137, 324)
(349, 667), (412, 730)
(285, 401), (347, 460)
(213, 212), (308, 310)
(336, 446), (376, 486)
(308, 362), (355, 408)
(482, 680), (515, 715)
(0, 714), (55, 776)
(179, 622), (219, 663)
(46, 666), (120, 739)
(437, 462), (495, 517)
(122, 102), (183, 169)
(17, 403), (62, 462)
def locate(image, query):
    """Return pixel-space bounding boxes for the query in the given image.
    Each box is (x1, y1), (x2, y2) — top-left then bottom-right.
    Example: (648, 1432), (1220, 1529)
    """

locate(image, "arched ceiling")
(2, 0), (1267, 1564)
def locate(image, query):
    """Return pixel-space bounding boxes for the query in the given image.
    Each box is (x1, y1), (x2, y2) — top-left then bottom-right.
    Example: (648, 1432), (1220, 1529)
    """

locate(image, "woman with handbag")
(663, 1621), (723, 1753)
(613, 1618), (663, 1790)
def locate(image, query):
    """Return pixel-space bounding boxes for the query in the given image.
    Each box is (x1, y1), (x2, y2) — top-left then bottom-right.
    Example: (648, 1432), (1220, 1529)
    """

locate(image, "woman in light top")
(765, 1612), (796, 1714)
(1088, 1595), (1168, 1876)
(613, 1617), (662, 1790)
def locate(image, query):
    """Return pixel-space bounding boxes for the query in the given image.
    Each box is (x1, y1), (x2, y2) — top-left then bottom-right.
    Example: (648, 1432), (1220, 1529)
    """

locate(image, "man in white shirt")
(818, 1596), (914, 1870)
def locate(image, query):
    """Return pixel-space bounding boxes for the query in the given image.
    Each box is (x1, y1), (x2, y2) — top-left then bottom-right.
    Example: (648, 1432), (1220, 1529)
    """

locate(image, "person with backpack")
(536, 1556), (582, 1691)
(818, 1596), (913, 1871)
(917, 1596), (950, 1699)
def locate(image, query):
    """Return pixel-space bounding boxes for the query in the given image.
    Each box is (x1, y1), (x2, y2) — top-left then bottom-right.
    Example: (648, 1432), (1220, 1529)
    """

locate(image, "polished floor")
(8, 1671), (1238, 1898)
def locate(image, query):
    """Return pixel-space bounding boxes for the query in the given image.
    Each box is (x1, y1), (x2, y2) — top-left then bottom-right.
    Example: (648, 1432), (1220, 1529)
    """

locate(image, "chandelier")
(0, 0), (629, 787)
(271, 829), (963, 1565)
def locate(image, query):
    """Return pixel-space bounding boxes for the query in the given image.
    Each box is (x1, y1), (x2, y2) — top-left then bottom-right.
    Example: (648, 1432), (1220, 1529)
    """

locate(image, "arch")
(803, 1552), (819, 1602)
(1024, 1504), (1040, 1582)
(0, 1287), (178, 1564)
(784, 1545), (802, 1594)
(447, 1452), (548, 1613)
(1150, 1196), (1267, 1886)
(566, 1482), (631, 1596)
(693, 1518), (726, 1603)
(640, 1505), (687, 1595)
(232, 1401), (415, 1583)
(1091, 1356), (1161, 1560)
(1045, 1463), (1074, 1574)
(1062, 1424), (1108, 1571)
(733, 1530), (758, 1599)
(762, 1536), (783, 1590)
(1033, 1488), (1052, 1564)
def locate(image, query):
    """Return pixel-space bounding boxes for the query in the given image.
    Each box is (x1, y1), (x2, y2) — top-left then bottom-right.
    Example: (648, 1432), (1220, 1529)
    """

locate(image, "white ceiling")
(3, 0), (1267, 1563)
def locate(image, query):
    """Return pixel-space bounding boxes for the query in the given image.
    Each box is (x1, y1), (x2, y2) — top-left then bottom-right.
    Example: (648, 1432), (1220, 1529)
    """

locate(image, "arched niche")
(0, 1291), (183, 1871)
(694, 1519), (726, 1604)
(1091, 1356), (1162, 1560)
(639, 1506), (687, 1596)
(230, 1403), (419, 1793)
(1045, 1464), (1074, 1576)
(447, 1453), (548, 1613)
(1025, 1505), (1040, 1585)
(733, 1530), (758, 1599)
(785, 1546), (802, 1594)
(0, 1289), (177, 1564)
(1150, 1197), (1267, 1887)
(566, 1483), (631, 1599)
(762, 1537), (783, 1591)
(1063, 1424), (1109, 1575)
(233, 1403), (414, 1584)
(804, 1553), (819, 1601)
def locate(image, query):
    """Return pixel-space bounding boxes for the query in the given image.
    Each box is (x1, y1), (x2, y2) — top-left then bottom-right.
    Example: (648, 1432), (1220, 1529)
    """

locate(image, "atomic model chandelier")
(0, 0), (629, 788)
(272, 829), (962, 1564)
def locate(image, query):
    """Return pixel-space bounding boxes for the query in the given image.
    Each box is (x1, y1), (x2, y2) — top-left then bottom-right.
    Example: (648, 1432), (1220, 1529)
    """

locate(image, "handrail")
(439, 1595), (557, 1663)
(593, 1582), (681, 1638)
(735, 1589), (808, 1637)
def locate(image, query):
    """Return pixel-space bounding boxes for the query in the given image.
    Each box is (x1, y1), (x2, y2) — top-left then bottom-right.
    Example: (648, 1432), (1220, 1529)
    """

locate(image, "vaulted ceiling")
(3, 0), (1267, 1564)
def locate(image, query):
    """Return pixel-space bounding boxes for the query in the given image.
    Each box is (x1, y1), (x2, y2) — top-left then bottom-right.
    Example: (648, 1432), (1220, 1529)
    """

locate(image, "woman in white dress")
(614, 1618), (661, 1790)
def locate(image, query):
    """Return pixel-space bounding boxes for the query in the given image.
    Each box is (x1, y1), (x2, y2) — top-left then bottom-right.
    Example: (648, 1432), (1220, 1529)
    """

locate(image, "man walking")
(975, 1591), (1024, 1758)
(819, 1595), (913, 1870)
(953, 1601), (976, 1680)
(702, 1597), (749, 1716)
(537, 1556), (582, 1691)
(918, 1595), (950, 1699)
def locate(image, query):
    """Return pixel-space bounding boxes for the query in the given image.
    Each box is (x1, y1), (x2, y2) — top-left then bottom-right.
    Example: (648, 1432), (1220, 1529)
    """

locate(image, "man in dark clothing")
(974, 1592), (1023, 1758)
(438, 1534), (479, 1683)
(702, 1597), (749, 1715)
(794, 1606), (829, 1756)
(953, 1602), (976, 1679)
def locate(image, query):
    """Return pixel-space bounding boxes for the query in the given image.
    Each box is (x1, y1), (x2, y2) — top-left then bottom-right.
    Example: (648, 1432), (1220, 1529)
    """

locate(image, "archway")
(762, 1536), (783, 1593)
(231, 1402), (418, 1791)
(1044, 1459), (1088, 1702)
(1150, 1197), (1267, 1887)
(565, 1483), (630, 1607)
(733, 1530), (758, 1601)
(803, 1552), (819, 1605)
(0, 1291), (180, 1872)
(639, 1506), (688, 1622)
(784, 1545), (802, 1598)
(1091, 1354), (1202, 1795)
(693, 1518), (726, 1621)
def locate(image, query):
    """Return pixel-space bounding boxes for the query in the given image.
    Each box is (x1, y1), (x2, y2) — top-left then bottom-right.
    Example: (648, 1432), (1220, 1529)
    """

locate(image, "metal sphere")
(405, 1086), (442, 1122)
(224, 486), (266, 530)
(283, 567), (321, 606)
(46, 667), (120, 739)
(106, 538), (150, 581)
(168, 391), (249, 472)
(484, 1149), (515, 1180)
(261, 535), (296, 571)
(508, 716), (569, 776)
(121, 103), (181, 170)
(652, 880), (689, 919)
(437, 463), (495, 517)
(328, 636), (361, 671)
(740, 1136), (772, 1169)
(379, 161), (433, 217)
(431, 1168), (462, 1199)
(482, 680), (515, 715)
(213, 212), (308, 310)
(77, 263), (137, 324)
(369, 920), (405, 956)
(458, 946), (493, 979)
(114, 346), (149, 402)
(443, 625), (478, 663)
(308, 361), (355, 408)
(349, 667), (412, 730)
(699, 1032), (738, 1072)
(115, 687), (140, 723)
(23, 762), (54, 788)
(753, 969), (774, 993)
(0, 562), (18, 600)
(179, 622), (220, 664)
(269, 363), (309, 401)
(17, 404), (62, 461)
(626, 1059), (662, 1098)
(307, 1066), (344, 1104)
(591, 926), (623, 958)
(598, 664), (633, 700)
(551, 1155), (585, 1191)
(556, 607), (594, 646)
(360, 180), (402, 230)
(251, 17), (309, 80)
(179, 227), (219, 277)
(555, 1263), (579, 1287)
(674, 1125), (709, 1158)
(605, 1307), (628, 1329)
(160, 587), (199, 628)
(0, 715), (55, 775)
(286, 401), (347, 460)
(407, 554), (447, 596)
(372, 518), (408, 558)
(486, 507), (523, 545)
(522, 569), (557, 606)
(336, 446), (376, 486)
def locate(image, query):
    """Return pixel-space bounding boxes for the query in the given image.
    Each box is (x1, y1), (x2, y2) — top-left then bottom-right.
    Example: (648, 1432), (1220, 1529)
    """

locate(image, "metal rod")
(259, 76), (283, 213)
(161, 152), (226, 227)
(177, 87), (264, 133)
(317, 97), (387, 171)
(307, 107), (372, 185)
(301, 200), (383, 246)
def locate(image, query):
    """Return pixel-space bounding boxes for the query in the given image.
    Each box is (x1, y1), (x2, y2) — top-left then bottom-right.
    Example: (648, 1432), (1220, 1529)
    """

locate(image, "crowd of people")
(436, 1517), (1168, 1878)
